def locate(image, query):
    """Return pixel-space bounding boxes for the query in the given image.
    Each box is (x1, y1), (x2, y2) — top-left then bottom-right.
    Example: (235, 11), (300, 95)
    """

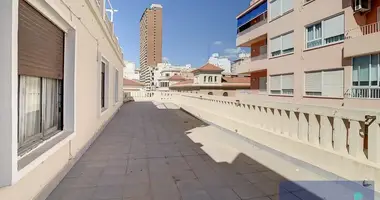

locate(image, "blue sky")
(110, 0), (250, 68)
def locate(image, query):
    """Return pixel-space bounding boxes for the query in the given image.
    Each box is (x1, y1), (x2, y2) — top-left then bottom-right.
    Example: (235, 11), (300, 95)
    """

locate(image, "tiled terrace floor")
(47, 102), (309, 200)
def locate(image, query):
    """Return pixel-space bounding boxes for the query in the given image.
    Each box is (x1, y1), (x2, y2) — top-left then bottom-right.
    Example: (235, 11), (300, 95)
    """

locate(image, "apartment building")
(236, 0), (380, 109)
(139, 4), (163, 88)
(0, 0), (124, 199)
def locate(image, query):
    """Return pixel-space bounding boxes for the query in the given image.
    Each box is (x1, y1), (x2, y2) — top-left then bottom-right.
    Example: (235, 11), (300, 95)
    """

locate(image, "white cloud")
(213, 41), (223, 45)
(162, 57), (170, 63)
(223, 47), (243, 59)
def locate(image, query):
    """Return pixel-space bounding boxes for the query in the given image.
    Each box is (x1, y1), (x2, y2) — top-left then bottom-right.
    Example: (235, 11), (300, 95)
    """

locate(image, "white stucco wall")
(0, 0), (125, 199)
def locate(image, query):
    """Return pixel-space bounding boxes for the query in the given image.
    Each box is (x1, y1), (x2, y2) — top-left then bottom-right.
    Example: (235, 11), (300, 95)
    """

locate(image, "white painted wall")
(0, 0), (125, 199)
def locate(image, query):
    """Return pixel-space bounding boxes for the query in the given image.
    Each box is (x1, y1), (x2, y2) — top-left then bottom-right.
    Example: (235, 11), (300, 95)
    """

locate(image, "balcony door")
(377, 7), (380, 22)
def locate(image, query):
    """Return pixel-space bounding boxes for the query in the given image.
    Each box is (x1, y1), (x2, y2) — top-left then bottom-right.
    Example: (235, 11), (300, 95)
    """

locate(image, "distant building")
(140, 4), (163, 87)
(170, 63), (250, 96)
(208, 53), (232, 74)
(123, 79), (144, 92)
(231, 53), (250, 74)
(153, 63), (193, 91)
(123, 61), (139, 80)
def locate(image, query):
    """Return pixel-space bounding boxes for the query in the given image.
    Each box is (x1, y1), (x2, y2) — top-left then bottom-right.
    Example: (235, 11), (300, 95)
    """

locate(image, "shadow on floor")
(46, 102), (352, 200)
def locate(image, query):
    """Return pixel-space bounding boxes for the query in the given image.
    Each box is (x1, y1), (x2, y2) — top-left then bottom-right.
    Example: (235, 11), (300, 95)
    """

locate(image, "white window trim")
(352, 54), (380, 88)
(114, 68), (119, 104)
(100, 56), (110, 114)
(0, 0), (76, 187)
(304, 13), (345, 50)
(270, 31), (295, 58)
(269, 0), (294, 21)
(269, 73), (294, 96)
(304, 69), (344, 98)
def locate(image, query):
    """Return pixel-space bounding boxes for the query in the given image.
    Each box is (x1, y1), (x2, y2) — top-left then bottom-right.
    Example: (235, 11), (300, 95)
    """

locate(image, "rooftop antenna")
(106, 0), (118, 22)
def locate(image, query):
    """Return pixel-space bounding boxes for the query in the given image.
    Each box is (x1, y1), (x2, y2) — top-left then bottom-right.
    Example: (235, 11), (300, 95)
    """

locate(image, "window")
(305, 69), (344, 98)
(353, 54), (380, 87)
(270, 0), (293, 20)
(208, 76), (213, 83)
(270, 31), (294, 57)
(208, 92), (213, 95)
(100, 61), (108, 111)
(223, 92), (228, 96)
(259, 76), (267, 91)
(270, 74), (294, 95)
(115, 69), (119, 103)
(306, 14), (344, 49)
(204, 76), (207, 83)
(18, 76), (63, 154)
(214, 76), (217, 82)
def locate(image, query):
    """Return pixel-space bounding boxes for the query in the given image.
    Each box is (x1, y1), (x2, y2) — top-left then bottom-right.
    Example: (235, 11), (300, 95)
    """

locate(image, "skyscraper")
(139, 4), (163, 88)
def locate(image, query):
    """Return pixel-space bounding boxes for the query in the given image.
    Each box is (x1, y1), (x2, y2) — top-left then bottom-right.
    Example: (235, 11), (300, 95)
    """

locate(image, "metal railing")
(349, 87), (380, 99)
(345, 21), (380, 39)
(237, 17), (268, 36)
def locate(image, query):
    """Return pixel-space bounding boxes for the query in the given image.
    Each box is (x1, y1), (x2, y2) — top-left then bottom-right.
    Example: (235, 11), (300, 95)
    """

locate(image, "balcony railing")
(348, 87), (380, 99)
(237, 15), (267, 36)
(345, 21), (380, 39)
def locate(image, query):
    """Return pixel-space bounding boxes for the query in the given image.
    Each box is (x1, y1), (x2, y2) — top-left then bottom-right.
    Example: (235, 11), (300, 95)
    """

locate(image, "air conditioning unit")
(355, 0), (371, 12)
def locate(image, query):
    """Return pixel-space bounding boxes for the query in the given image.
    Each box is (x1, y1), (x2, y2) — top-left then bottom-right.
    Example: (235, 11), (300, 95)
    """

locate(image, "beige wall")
(236, 0), (380, 110)
(0, 0), (124, 199)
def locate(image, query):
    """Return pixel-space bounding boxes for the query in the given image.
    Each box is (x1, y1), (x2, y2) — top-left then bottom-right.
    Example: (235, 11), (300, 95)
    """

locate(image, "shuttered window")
(18, 0), (64, 154)
(305, 69), (344, 98)
(270, 0), (293, 20)
(305, 13), (344, 49)
(18, 0), (64, 79)
(270, 74), (294, 95)
(270, 31), (294, 57)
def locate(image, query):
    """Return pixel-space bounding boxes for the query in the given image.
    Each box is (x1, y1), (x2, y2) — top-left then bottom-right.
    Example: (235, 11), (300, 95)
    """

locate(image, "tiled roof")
(193, 63), (224, 73)
(168, 74), (186, 81)
(222, 77), (250, 83)
(171, 79), (194, 86)
(123, 79), (144, 86)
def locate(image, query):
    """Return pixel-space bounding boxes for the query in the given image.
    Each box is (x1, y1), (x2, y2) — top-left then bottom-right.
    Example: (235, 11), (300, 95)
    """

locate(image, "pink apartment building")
(236, 0), (380, 109)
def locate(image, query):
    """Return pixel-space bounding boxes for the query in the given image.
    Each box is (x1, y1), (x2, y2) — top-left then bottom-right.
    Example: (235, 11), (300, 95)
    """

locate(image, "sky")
(110, 0), (251, 68)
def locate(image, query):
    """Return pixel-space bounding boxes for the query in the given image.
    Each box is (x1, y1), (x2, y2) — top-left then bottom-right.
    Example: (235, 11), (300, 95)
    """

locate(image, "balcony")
(236, 1), (268, 47)
(235, 52), (268, 74)
(344, 21), (380, 57)
(347, 87), (380, 99)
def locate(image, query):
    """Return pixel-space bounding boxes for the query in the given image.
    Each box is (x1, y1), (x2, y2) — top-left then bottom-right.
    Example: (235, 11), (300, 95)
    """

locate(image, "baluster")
(348, 120), (366, 159)
(298, 113), (308, 142)
(308, 114), (320, 146)
(333, 118), (347, 153)
(320, 116), (333, 149)
(368, 122), (380, 163)
(273, 108), (282, 134)
(289, 111), (298, 138)
(281, 110), (290, 136)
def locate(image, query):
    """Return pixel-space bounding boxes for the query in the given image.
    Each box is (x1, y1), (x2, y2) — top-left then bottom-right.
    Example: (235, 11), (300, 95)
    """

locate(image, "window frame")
(100, 58), (109, 113)
(270, 31), (295, 58)
(305, 13), (345, 50)
(304, 69), (344, 98)
(114, 68), (119, 104)
(352, 54), (380, 88)
(269, 0), (294, 21)
(269, 73), (294, 96)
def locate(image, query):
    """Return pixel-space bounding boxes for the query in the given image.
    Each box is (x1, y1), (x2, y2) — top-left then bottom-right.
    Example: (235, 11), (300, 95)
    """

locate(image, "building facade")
(236, 0), (380, 109)
(0, 0), (124, 199)
(139, 4), (163, 88)
(170, 64), (250, 96)
(153, 63), (193, 90)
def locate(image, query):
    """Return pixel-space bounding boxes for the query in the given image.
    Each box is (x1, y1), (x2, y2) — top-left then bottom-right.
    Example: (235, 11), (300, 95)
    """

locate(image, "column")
(289, 111), (298, 138)
(348, 120), (366, 159)
(368, 122), (380, 163)
(333, 118), (348, 153)
(308, 114), (320, 146)
(298, 113), (308, 142)
(320, 116), (333, 149)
